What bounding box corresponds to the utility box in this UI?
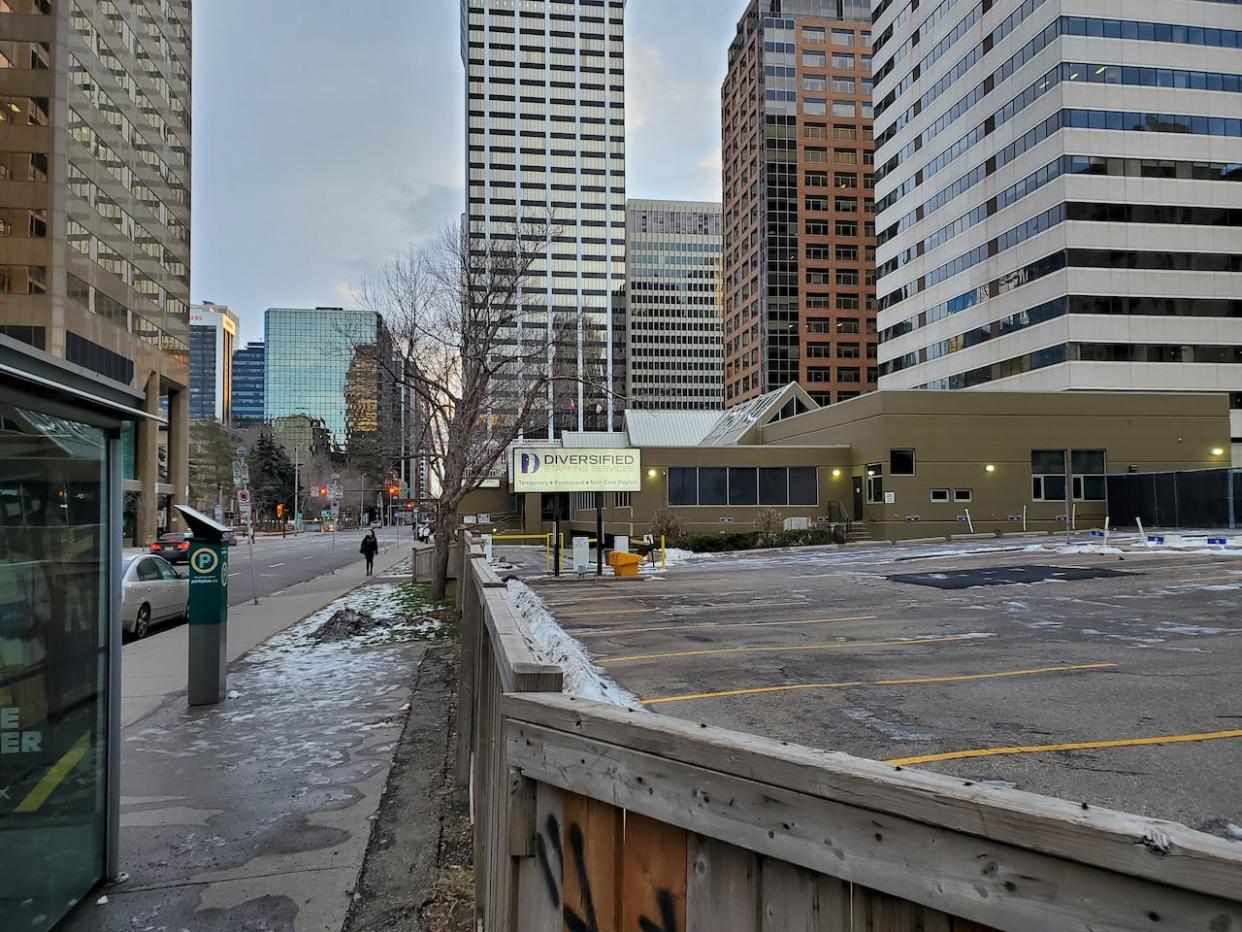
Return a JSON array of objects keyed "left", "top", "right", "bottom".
[{"left": 177, "top": 506, "right": 231, "bottom": 706}]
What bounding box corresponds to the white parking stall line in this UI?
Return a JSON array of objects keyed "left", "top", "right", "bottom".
[{"left": 269, "top": 563, "right": 286, "bottom": 568}]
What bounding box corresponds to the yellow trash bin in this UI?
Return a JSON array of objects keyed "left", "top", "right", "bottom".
[{"left": 607, "top": 550, "right": 644, "bottom": 578}]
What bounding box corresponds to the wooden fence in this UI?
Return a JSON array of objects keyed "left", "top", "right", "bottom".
[{"left": 457, "top": 539, "right": 1242, "bottom": 932}]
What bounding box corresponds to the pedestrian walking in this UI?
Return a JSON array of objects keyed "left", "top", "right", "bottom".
[{"left": 360, "top": 529, "right": 378, "bottom": 576}]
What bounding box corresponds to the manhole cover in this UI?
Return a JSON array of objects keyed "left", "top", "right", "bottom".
[{"left": 887, "top": 564, "right": 1132, "bottom": 590}]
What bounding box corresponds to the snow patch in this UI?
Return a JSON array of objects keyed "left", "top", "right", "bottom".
[{"left": 506, "top": 580, "right": 643, "bottom": 710}]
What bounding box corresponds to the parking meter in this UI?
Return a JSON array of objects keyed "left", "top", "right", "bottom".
[{"left": 176, "top": 506, "right": 230, "bottom": 706}]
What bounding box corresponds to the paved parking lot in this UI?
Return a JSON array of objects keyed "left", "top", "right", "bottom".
[{"left": 524, "top": 537, "right": 1242, "bottom": 839}]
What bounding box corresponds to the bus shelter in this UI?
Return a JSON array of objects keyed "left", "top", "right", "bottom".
[{"left": 0, "top": 336, "right": 150, "bottom": 930}]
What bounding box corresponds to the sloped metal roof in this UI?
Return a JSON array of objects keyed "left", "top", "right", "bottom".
[
  {"left": 623, "top": 410, "right": 723, "bottom": 447},
  {"left": 560, "top": 431, "right": 629, "bottom": 448}
]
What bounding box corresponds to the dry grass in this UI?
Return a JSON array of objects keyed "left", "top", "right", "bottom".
[{"left": 420, "top": 866, "right": 475, "bottom": 932}]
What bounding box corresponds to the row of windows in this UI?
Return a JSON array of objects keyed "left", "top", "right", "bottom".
[
  {"left": 669, "top": 466, "right": 818, "bottom": 507},
  {"left": 884, "top": 295, "right": 1242, "bottom": 375},
  {"left": 914, "top": 341, "right": 1242, "bottom": 392},
  {"left": 880, "top": 154, "right": 1242, "bottom": 258},
  {"left": 882, "top": 201, "right": 1242, "bottom": 305}
]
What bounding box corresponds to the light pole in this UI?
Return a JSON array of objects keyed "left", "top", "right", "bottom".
[{"left": 292, "top": 446, "right": 300, "bottom": 535}]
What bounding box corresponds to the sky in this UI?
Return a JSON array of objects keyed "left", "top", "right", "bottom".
[{"left": 191, "top": 1, "right": 741, "bottom": 345}]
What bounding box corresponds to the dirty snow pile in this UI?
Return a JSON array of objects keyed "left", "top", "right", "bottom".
[
  {"left": 505, "top": 580, "right": 643, "bottom": 710},
  {"left": 265, "top": 583, "right": 448, "bottom": 651}
]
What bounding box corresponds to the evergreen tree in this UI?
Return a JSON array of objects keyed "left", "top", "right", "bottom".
[{"left": 249, "top": 432, "right": 298, "bottom": 521}]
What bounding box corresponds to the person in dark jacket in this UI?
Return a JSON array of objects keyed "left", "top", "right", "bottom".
[{"left": 360, "top": 530, "right": 378, "bottom": 575}]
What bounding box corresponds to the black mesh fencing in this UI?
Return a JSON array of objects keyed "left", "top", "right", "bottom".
[{"left": 1107, "top": 468, "right": 1239, "bottom": 529}]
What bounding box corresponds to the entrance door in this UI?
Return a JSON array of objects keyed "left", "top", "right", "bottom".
[{"left": 852, "top": 476, "right": 864, "bottom": 520}]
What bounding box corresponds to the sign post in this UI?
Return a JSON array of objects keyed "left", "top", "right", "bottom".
[{"left": 177, "top": 506, "right": 230, "bottom": 707}]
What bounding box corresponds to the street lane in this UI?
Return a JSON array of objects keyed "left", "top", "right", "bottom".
[{"left": 124, "top": 525, "right": 415, "bottom": 641}]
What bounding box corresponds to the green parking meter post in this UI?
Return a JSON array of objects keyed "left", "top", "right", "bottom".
[{"left": 176, "top": 506, "right": 230, "bottom": 706}]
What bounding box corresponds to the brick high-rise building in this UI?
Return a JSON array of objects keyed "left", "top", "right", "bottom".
[
  {"left": 722, "top": 0, "right": 876, "bottom": 409},
  {"left": 0, "top": 0, "right": 192, "bottom": 544}
]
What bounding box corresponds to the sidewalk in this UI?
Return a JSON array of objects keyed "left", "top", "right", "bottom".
[
  {"left": 120, "top": 545, "right": 412, "bottom": 728},
  {"left": 61, "top": 544, "right": 448, "bottom": 932}
]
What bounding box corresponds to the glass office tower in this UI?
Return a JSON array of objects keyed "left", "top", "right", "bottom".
[
  {"left": 231, "top": 341, "right": 266, "bottom": 425},
  {"left": 461, "top": 0, "right": 627, "bottom": 437},
  {"left": 264, "top": 308, "right": 398, "bottom": 466}
]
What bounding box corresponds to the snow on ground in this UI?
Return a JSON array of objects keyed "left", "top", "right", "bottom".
[
  {"left": 260, "top": 582, "right": 450, "bottom": 653},
  {"left": 505, "top": 580, "right": 644, "bottom": 710}
]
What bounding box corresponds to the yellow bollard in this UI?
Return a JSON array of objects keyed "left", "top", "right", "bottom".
[{"left": 661, "top": 534, "right": 666, "bottom": 569}]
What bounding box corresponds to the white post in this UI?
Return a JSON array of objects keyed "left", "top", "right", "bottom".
[
  {"left": 1104, "top": 515, "right": 1110, "bottom": 547},
  {"left": 965, "top": 508, "right": 974, "bottom": 534},
  {"left": 1137, "top": 516, "right": 1147, "bottom": 546},
  {"left": 1022, "top": 505, "right": 1027, "bottom": 533},
  {"left": 1071, "top": 503, "right": 1078, "bottom": 532},
  {"left": 247, "top": 534, "right": 258, "bottom": 606}
]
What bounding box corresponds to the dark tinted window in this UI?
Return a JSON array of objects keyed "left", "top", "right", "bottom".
[
  {"left": 669, "top": 467, "right": 696, "bottom": 506},
  {"left": 698, "top": 467, "right": 728, "bottom": 506},
  {"left": 728, "top": 468, "right": 758, "bottom": 506},
  {"left": 136, "top": 559, "right": 161, "bottom": 582},
  {"left": 890, "top": 448, "right": 915, "bottom": 475},
  {"left": 1031, "top": 450, "right": 1065, "bottom": 474},
  {"left": 789, "top": 467, "right": 818, "bottom": 505},
  {"left": 1072, "top": 450, "right": 1106, "bottom": 474},
  {"left": 759, "top": 468, "right": 788, "bottom": 505}
]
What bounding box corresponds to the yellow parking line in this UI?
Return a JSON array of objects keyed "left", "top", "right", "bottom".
[
  {"left": 17, "top": 731, "right": 92, "bottom": 813},
  {"left": 558, "top": 607, "right": 658, "bottom": 619},
  {"left": 643, "top": 662, "right": 1115, "bottom": 706},
  {"left": 573, "top": 614, "right": 878, "bottom": 639},
  {"left": 888, "top": 728, "right": 1242, "bottom": 768},
  {"left": 601, "top": 634, "right": 980, "bottom": 666},
  {"left": 543, "top": 594, "right": 638, "bottom": 607}
]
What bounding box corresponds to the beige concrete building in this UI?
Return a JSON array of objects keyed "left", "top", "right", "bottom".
[
  {"left": 464, "top": 386, "right": 1231, "bottom": 542},
  {"left": 0, "top": 0, "right": 192, "bottom": 544}
]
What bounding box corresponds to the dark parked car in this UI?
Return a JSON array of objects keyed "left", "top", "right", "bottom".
[{"left": 150, "top": 531, "right": 192, "bottom": 563}]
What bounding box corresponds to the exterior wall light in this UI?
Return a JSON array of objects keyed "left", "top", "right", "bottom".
[
  {"left": 1211, "top": 447, "right": 1225, "bottom": 457},
  {"left": 985, "top": 464, "right": 996, "bottom": 473},
  {"left": 831, "top": 468, "right": 841, "bottom": 478},
  {"left": 647, "top": 468, "right": 659, "bottom": 479}
]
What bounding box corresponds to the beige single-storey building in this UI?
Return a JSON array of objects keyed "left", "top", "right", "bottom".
[{"left": 461, "top": 385, "right": 1231, "bottom": 542}]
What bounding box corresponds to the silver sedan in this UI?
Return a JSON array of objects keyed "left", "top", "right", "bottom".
[{"left": 122, "top": 554, "right": 188, "bottom": 639}]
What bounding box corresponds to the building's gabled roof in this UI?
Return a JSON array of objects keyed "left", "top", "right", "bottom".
[
  {"left": 699, "top": 383, "right": 818, "bottom": 446},
  {"left": 623, "top": 410, "right": 723, "bottom": 447},
  {"left": 617, "top": 384, "right": 819, "bottom": 448}
]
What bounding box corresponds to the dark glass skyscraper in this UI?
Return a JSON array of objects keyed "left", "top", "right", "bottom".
[{"left": 231, "top": 341, "right": 266, "bottom": 425}]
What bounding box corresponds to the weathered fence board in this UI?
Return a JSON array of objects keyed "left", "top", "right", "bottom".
[
  {"left": 761, "top": 860, "right": 817, "bottom": 932},
  {"left": 562, "top": 791, "right": 623, "bottom": 932},
  {"left": 620, "top": 812, "right": 687, "bottom": 932},
  {"left": 686, "top": 835, "right": 759, "bottom": 932},
  {"left": 515, "top": 781, "right": 562, "bottom": 932}
]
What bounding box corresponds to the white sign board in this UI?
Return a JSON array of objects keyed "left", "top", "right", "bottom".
[
  {"left": 232, "top": 462, "right": 242, "bottom": 487},
  {"left": 237, "top": 488, "right": 251, "bottom": 506},
  {"left": 614, "top": 535, "right": 629, "bottom": 554},
  {"left": 884, "top": 491, "right": 896, "bottom": 505},
  {"left": 482, "top": 534, "right": 494, "bottom": 562},
  {"left": 513, "top": 448, "right": 641, "bottom": 493}
]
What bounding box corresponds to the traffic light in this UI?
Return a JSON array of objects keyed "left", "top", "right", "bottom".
[
  {"left": 276, "top": 503, "right": 285, "bottom": 518},
  {"left": 405, "top": 502, "right": 414, "bottom": 511},
  {"left": 319, "top": 486, "right": 329, "bottom": 498}
]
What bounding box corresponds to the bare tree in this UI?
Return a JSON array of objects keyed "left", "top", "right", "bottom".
[{"left": 358, "top": 217, "right": 575, "bottom": 598}]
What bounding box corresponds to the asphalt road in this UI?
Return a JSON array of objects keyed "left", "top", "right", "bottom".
[
  {"left": 125, "top": 525, "right": 415, "bottom": 638},
  {"left": 528, "top": 537, "right": 1242, "bottom": 839}
]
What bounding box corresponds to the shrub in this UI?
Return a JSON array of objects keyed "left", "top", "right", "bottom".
[
  {"left": 650, "top": 506, "right": 687, "bottom": 543},
  {"left": 673, "top": 524, "right": 847, "bottom": 553},
  {"left": 753, "top": 508, "right": 784, "bottom": 543}
]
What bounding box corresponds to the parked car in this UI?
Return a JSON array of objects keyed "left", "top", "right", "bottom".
[
  {"left": 222, "top": 527, "right": 239, "bottom": 546},
  {"left": 122, "top": 554, "right": 188, "bottom": 639},
  {"left": 151, "top": 531, "right": 192, "bottom": 563}
]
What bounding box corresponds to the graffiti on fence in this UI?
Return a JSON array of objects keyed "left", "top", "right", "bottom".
[{"left": 534, "top": 811, "right": 678, "bottom": 932}]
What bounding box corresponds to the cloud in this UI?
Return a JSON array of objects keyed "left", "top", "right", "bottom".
[{"left": 393, "top": 181, "right": 465, "bottom": 248}]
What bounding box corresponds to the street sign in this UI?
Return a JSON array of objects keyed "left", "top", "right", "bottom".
[
  {"left": 232, "top": 462, "right": 242, "bottom": 487},
  {"left": 239, "top": 463, "right": 250, "bottom": 482},
  {"left": 237, "top": 489, "right": 252, "bottom": 506},
  {"left": 237, "top": 446, "right": 248, "bottom": 459},
  {"left": 240, "top": 503, "right": 252, "bottom": 519},
  {"left": 214, "top": 503, "right": 224, "bottom": 522}
]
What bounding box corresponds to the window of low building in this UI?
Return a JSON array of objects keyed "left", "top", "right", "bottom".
[
  {"left": 866, "top": 463, "right": 884, "bottom": 503},
  {"left": 890, "top": 448, "right": 915, "bottom": 475}
]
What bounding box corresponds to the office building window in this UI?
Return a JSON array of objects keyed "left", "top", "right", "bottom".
[
  {"left": 1031, "top": 450, "right": 1067, "bottom": 501},
  {"left": 930, "top": 489, "right": 950, "bottom": 503},
  {"left": 954, "top": 489, "right": 973, "bottom": 503},
  {"left": 890, "top": 449, "right": 915, "bottom": 475}
]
